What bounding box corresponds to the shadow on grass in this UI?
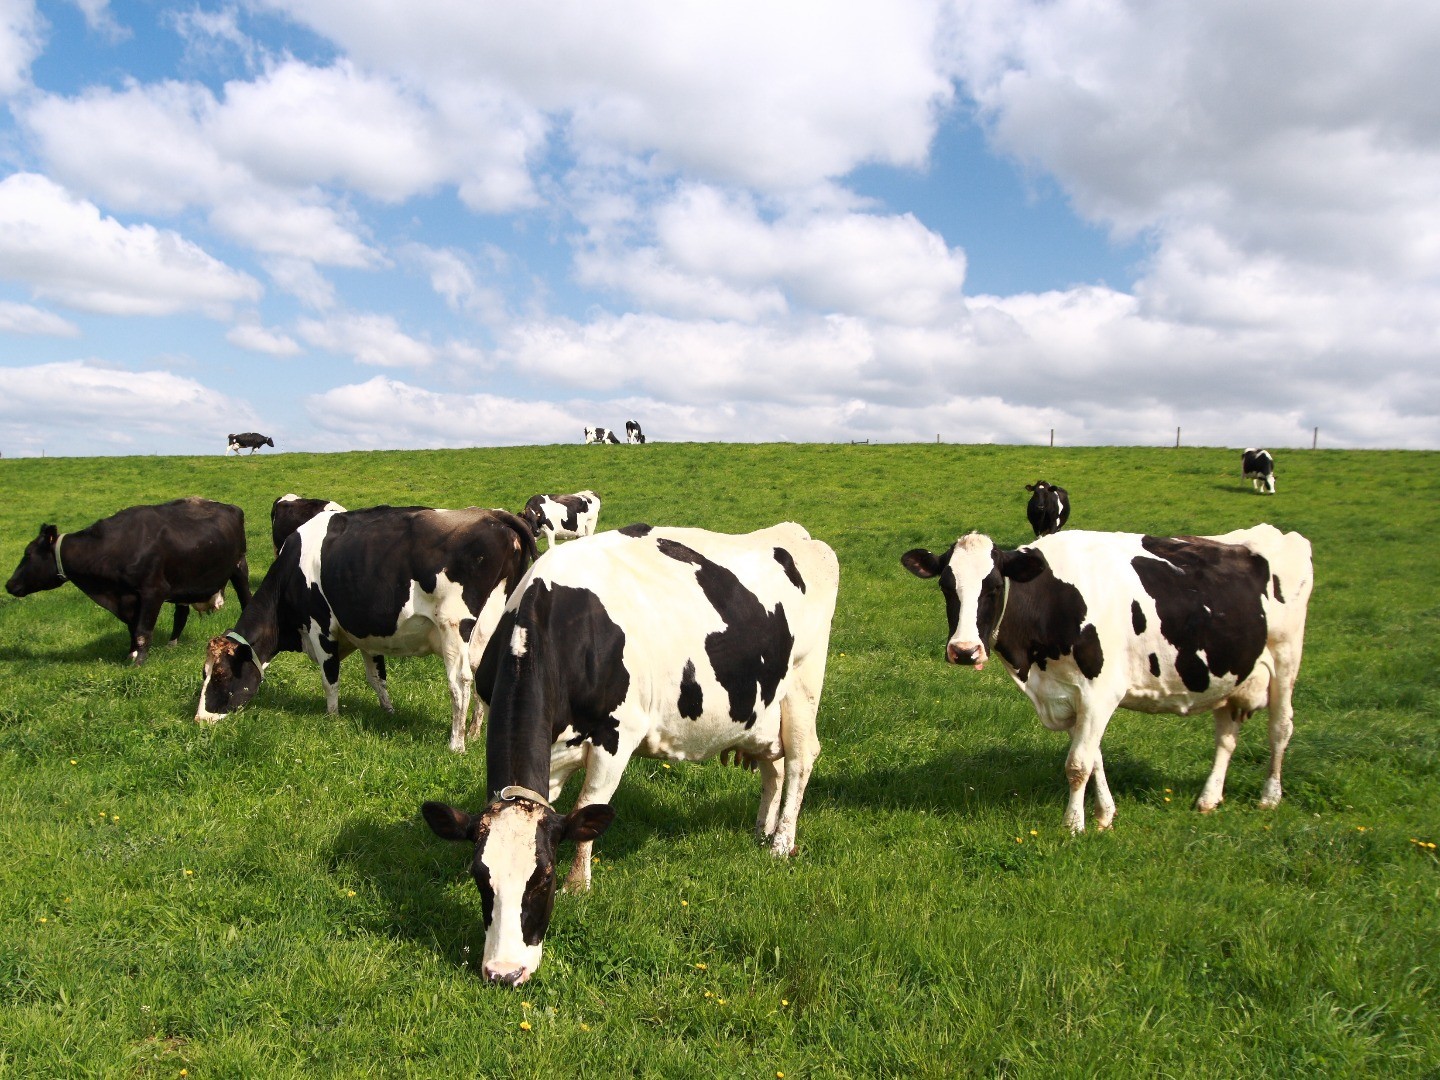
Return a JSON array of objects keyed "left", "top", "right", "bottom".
[
  {"left": 237, "top": 678, "right": 442, "bottom": 744},
  {"left": 0, "top": 631, "right": 128, "bottom": 663},
  {"left": 812, "top": 744, "right": 1167, "bottom": 817}
]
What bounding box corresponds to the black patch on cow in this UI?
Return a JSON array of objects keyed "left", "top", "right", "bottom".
[
  {"left": 773, "top": 547, "right": 806, "bottom": 593},
  {"left": 991, "top": 563, "right": 1093, "bottom": 683},
  {"left": 1131, "top": 535, "right": 1270, "bottom": 694},
  {"left": 520, "top": 819, "right": 557, "bottom": 946},
  {"left": 678, "top": 659, "right": 704, "bottom": 719},
  {"left": 1131, "top": 600, "right": 1146, "bottom": 635},
  {"left": 1073, "top": 623, "right": 1104, "bottom": 679},
  {"left": 619, "top": 523, "right": 653, "bottom": 538},
  {"left": 656, "top": 538, "right": 794, "bottom": 727},
  {"left": 460, "top": 618, "right": 477, "bottom": 642},
  {"left": 1148, "top": 652, "right": 1161, "bottom": 677},
  {"left": 1272, "top": 574, "right": 1284, "bottom": 603}
]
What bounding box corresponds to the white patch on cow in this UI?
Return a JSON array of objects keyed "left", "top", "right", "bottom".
[
  {"left": 279, "top": 493, "right": 300, "bottom": 503},
  {"left": 510, "top": 625, "right": 528, "bottom": 657},
  {"left": 481, "top": 805, "right": 547, "bottom": 985},
  {"left": 941, "top": 533, "right": 998, "bottom": 668}
]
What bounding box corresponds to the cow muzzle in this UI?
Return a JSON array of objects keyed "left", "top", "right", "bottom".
[
  {"left": 483, "top": 962, "right": 532, "bottom": 987},
  {"left": 946, "top": 642, "right": 987, "bottom": 670}
]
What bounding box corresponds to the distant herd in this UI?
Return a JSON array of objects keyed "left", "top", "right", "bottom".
[
  {"left": 227, "top": 420, "right": 648, "bottom": 456},
  {"left": 5, "top": 446, "right": 1304, "bottom": 985}
]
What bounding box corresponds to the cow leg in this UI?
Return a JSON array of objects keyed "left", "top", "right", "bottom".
[
  {"left": 1259, "top": 666, "right": 1298, "bottom": 810},
  {"left": 168, "top": 602, "right": 189, "bottom": 646},
  {"left": 561, "top": 736, "right": 641, "bottom": 893},
  {"left": 129, "top": 591, "right": 166, "bottom": 665},
  {"left": 754, "top": 756, "right": 784, "bottom": 843},
  {"left": 1197, "top": 704, "right": 1243, "bottom": 812},
  {"left": 440, "top": 629, "right": 474, "bottom": 753},
  {"left": 1090, "top": 749, "right": 1117, "bottom": 830},
  {"left": 768, "top": 650, "right": 825, "bottom": 858},
  {"left": 361, "top": 653, "right": 394, "bottom": 713},
  {"left": 318, "top": 639, "right": 346, "bottom": 714},
  {"left": 1062, "top": 705, "right": 1113, "bottom": 833},
  {"left": 230, "top": 558, "right": 252, "bottom": 608}
]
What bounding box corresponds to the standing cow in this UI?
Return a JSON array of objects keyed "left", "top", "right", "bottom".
[
  {"left": 625, "top": 420, "right": 646, "bottom": 444},
  {"left": 584, "top": 426, "right": 621, "bottom": 444},
  {"left": 521, "top": 491, "right": 600, "bottom": 549},
  {"left": 421, "top": 521, "right": 839, "bottom": 986},
  {"left": 195, "top": 506, "right": 537, "bottom": 752},
  {"left": 1024, "top": 480, "right": 1070, "bottom": 536},
  {"left": 271, "top": 493, "right": 346, "bottom": 554},
  {"left": 6, "top": 498, "right": 251, "bottom": 664},
  {"left": 902, "top": 525, "right": 1312, "bottom": 832},
  {"left": 227, "top": 432, "right": 274, "bottom": 455},
  {"left": 1243, "top": 448, "right": 1276, "bottom": 494}
]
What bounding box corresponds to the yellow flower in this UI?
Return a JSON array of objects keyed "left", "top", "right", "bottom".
[
  {"left": 717, "top": 998, "right": 727, "bottom": 1005},
  {"left": 1014, "top": 836, "right": 1023, "bottom": 843},
  {"left": 69, "top": 759, "right": 77, "bottom": 766},
  {"left": 579, "top": 1023, "right": 591, "bottom": 1032},
  {"left": 38, "top": 916, "right": 46, "bottom": 923},
  {"left": 521, "top": 1001, "right": 532, "bottom": 1009},
  {"left": 184, "top": 869, "right": 194, "bottom": 876},
  {"left": 704, "top": 991, "right": 713, "bottom": 998},
  {"left": 1164, "top": 797, "right": 1171, "bottom": 803},
  {"left": 112, "top": 815, "right": 120, "bottom": 822},
  {"left": 781, "top": 999, "right": 789, "bottom": 1007},
  {"left": 1029, "top": 829, "right": 1038, "bottom": 836},
  {"left": 346, "top": 890, "right": 356, "bottom": 897},
  {"left": 180, "top": 1072, "right": 188, "bottom": 1078},
  {"left": 662, "top": 763, "right": 671, "bottom": 769},
  {"left": 694, "top": 962, "right": 707, "bottom": 970},
  {"left": 519, "top": 1021, "right": 532, "bottom": 1031},
  {"left": 680, "top": 900, "right": 688, "bottom": 907}
]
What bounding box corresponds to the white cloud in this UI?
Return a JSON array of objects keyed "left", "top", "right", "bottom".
[
  {"left": 0, "top": 360, "right": 254, "bottom": 453},
  {"left": 258, "top": 0, "right": 954, "bottom": 190},
  {"left": 296, "top": 311, "right": 438, "bottom": 368},
  {"left": 0, "top": 301, "right": 80, "bottom": 336},
  {"left": 0, "top": 173, "right": 262, "bottom": 316},
  {"left": 227, "top": 321, "right": 301, "bottom": 356},
  {"left": 0, "top": 0, "right": 42, "bottom": 96}
]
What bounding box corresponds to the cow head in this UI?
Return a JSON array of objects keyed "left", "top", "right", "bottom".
[
  {"left": 902, "top": 534, "right": 1046, "bottom": 669},
  {"left": 1025, "top": 480, "right": 1050, "bottom": 495},
  {"left": 195, "top": 632, "right": 264, "bottom": 723},
  {"left": 6, "top": 524, "right": 66, "bottom": 597},
  {"left": 422, "top": 795, "right": 615, "bottom": 986}
]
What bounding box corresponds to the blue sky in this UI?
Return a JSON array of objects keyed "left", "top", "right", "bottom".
[{"left": 1, "top": 0, "right": 1436, "bottom": 455}]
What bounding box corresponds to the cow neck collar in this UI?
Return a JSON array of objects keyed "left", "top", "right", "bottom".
[
  {"left": 225, "top": 630, "right": 252, "bottom": 650},
  {"left": 495, "top": 785, "right": 552, "bottom": 810},
  {"left": 987, "top": 575, "right": 1012, "bottom": 655},
  {"left": 53, "top": 533, "right": 69, "bottom": 580}
]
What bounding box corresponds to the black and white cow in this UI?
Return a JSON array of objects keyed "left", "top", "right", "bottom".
[
  {"left": 625, "top": 420, "right": 646, "bottom": 444},
  {"left": 422, "top": 521, "right": 839, "bottom": 986},
  {"left": 584, "top": 426, "right": 621, "bottom": 444},
  {"left": 520, "top": 491, "right": 600, "bottom": 549},
  {"left": 270, "top": 493, "right": 346, "bottom": 554},
  {"left": 1024, "top": 480, "right": 1070, "bottom": 537},
  {"left": 1243, "top": 448, "right": 1276, "bottom": 494},
  {"left": 195, "top": 505, "right": 538, "bottom": 752},
  {"left": 227, "top": 432, "right": 274, "bottom": 455},
  {"left": 902, "top": 525, "right": 1312, "bottom": 832},
  {"left": 6, "top": 498, "right": 251, "bottom": 664}
]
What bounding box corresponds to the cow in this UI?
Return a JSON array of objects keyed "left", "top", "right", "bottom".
[
  {"left": 1243, "top": 448, "right": 1276, "bottom": 494},
  {"left": 271, "top": 493, "right": 346, "bottom": 555},
  {"left": 625, "top": 420, "right": 646, "bottom": 444},
  {"left": 6, "top": 498, "right": 251, "bottom": 665},
  {"left": 227, "top": 432, "right": 274, "bottom": 455},
  {"left": 421, "top": 521, "right": 839, "bottom": 986},
  {"left": 1024, "top": 480, "right": 1070, "bottom": 537},
  {"left": 520, "top": 491, "right": 601, "bottom": 549},
  {"left": 901, "top": 524, "right": 1312, "bottom": 833},
  {"left": 584, "top": 426, "right": 621, "bottom": 444},
  {"left": 195, "top": 505, "right": 538, "bottom": 753}
]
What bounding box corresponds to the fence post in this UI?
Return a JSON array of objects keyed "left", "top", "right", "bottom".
[
  {"left": 1312, "top": 426, "right": 1318, "bottom": 450},
  {"left": 1175, "top": 427, "right": 1181, "bottom": 448},
  {"left": 1049, "top": 428, "right": 1054, "bottom": 447}
]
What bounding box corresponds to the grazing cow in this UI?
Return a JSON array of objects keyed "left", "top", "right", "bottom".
[
  {"left": 902, "top": 525, "right": 1312, "bottom": 832},
  {"left": 227, "top": 432, "right": 274, "bottom": 455},
  {"left": 625, "top": 420, "right": 646, "bottom": 444},
  {"left": 584, "top": 426, "right": 621, "bottom": 444},
  {"left": 6, "top": 498, "right": 251, "bottom": 664},
  {"left": 1024, "top": 480, "right": 1070, "bottom": 537},
  {"left": 271, "top": 493, "right": 346, "bottom": 555},
  {"left": 521, "top": 491, "right": 601, "bottom": 549},
  {"left": 422, "top": 521, "right": 839, "bottom": 986},
  {"left": 1243, "top": 448, "right": 1276, "bottom": 494},
  {"left": 195, "top": 505, "right": 538, "bottom": 752}
]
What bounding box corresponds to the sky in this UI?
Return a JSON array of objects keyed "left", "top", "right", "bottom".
[{"left": 0, "top": 0, "right": 1437, "bottom": 456}]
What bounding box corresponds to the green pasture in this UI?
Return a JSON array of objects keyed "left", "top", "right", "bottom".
[{"left": 0, "top": 443, "right": 1436, "bottom": 1077}]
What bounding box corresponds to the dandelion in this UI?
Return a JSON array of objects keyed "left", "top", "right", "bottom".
[
  {"left": 184, "top": 869, "right": 194, "bottom": 876},
  {"left": 1014, "top": 836, "right": 1023, "bottom": 844},
  {"left": 580, "top": 1023, "right": 591, "bottom": 1032},
  {"left": 662, "top": 764, "right": 671, "bottom": 770},
  {"left": 1164, "top": 797, "right": 1171, "bottom": 803},
  {"left": 695, "top": 962, "right": 707, "bottom": 970},
  {"left": 1356, "top": 826, "right": 1368, "bottom": 832},
  {"left": 1164, "top": 788, "right": 1172, "bottom": 794},
  {"left": 681, "top": 900, "right": 688, "bottom": 907},
  {"left": 1029, "top": 830, "right": 1038, "bottom": 837},
  {"left": 38, "top": 916, "right": 46, "bottom": 923},
  {"left": 704, "top": 991, "right": 713, "bottom": 998},
  {"left": 69, "top": 759, "right": 77, "bottom": 766},
  {"left": 180, "top": 1072, "right": 188, "bottom": 1078},
  {"left": 521, "top": 1001, "right": 532, "bottom": 1009},
  {"left": 717, "top": 998, "right": 727, "bottom": 1005},
  {"left": 346, "top": 890, "right": 356, "bottom": 897},
  {"left": 519, "top": 1021, "right": 532, "bottom": 1032},
  {"left": 112, "top": 815, "right": 120, "bottom": 822},
  {"left": 781, "top": 999, "right": 790, "bottom": 1007}
]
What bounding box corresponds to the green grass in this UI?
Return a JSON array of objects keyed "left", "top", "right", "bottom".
[{"left": 1, "top": 443, "right": 1437, "bottom": 1078}]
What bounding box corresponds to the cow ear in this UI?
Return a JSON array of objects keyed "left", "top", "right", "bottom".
[
  {"left": 40, "top": 524, "right": 58, "bottom": 542},
  {"left": 901, "top": 548, "right": 942, "bottom": 579},
  {"left": 560, "top": 803, "right": 615, "bottom": 844},
  {"left": 997, "top": 548, "right": 1046, "bottom": 582},
  {"left": 422, "top": 801, "right": 480, "bottom": 843}
]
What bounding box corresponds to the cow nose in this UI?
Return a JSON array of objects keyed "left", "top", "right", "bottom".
[
  {"left": 484, "top": 962, "right": 531, "bottom": 987},
  {"left": 946, "top": 642, "right": 984, "bottom": 666}
]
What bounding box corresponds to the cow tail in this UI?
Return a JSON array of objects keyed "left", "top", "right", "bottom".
[{"left": 491, "top": 509, "right": 540, "bottom": 565}]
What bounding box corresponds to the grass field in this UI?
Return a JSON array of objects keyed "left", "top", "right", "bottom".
[{"left": 0, "top": 443, "right": 1436, "bottom": 1078}]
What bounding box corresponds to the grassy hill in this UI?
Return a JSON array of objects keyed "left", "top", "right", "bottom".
[{"left": 1, "top": 443, "right": 1436, "bottom": 1076}]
